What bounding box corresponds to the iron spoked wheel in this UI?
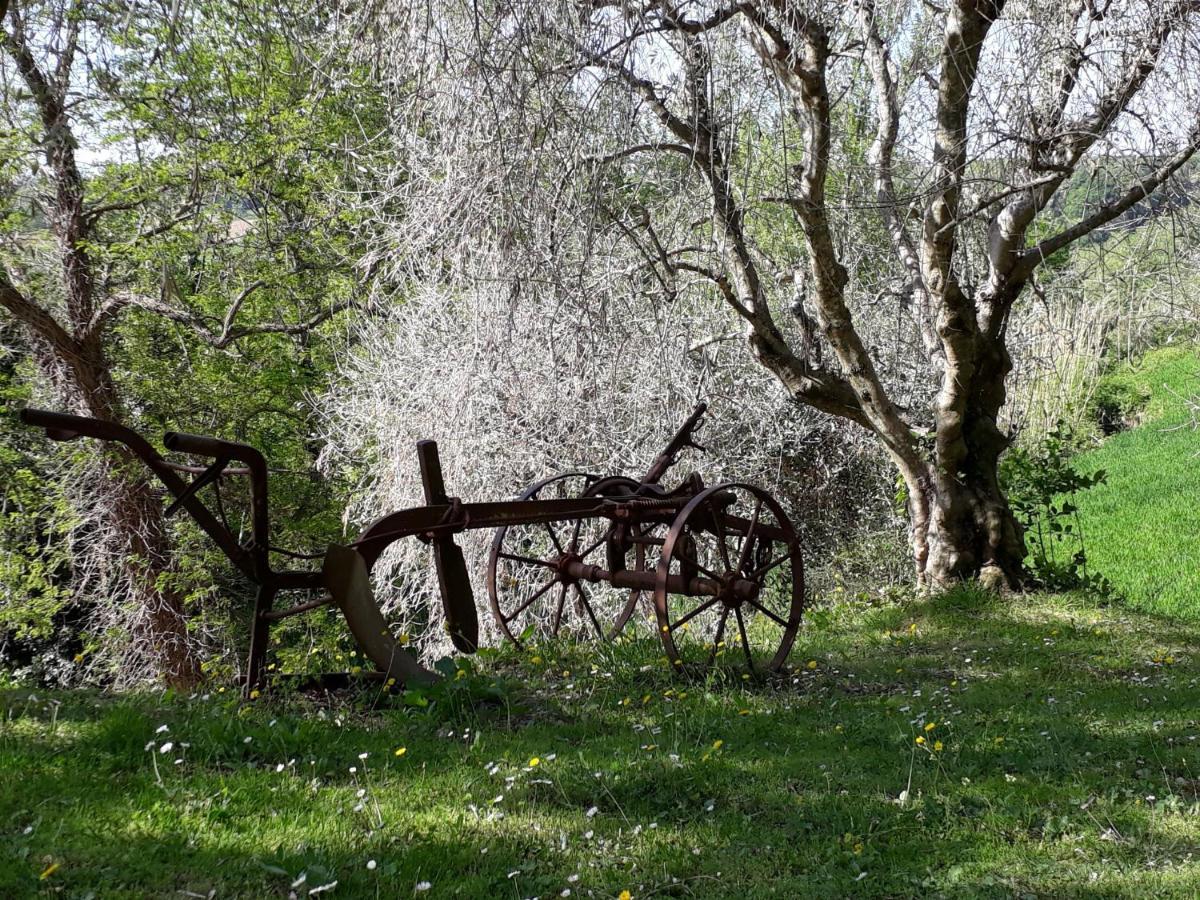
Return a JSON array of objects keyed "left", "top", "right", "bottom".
[
  {"left": 653, "top": 483, "right": 804, "bottom": 676},
  {"left": 487, "top": 473, "right": 634, "bottom": 647}
]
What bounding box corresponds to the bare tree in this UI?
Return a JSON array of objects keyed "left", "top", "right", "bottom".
[{"left": 354, "top": 0, "right": 1200, "bottom": 588}]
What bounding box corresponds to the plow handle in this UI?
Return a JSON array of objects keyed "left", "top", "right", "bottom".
[{"left": 642, "top": 401, "right": 708, "bottom": 484}]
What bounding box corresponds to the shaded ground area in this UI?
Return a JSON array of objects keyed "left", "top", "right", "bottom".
[{"left": 3, "top": 589, "right": 1200, "bottom": 898}]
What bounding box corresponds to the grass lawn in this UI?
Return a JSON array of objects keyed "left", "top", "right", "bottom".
[
  {"left": 1072, "top": 347, "right": 1200, "bottom": 618},
  {"left": 4, "top": 588, "right": 1200, "bottom": 898}
]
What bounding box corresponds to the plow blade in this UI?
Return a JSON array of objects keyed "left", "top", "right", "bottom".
[{"left": 322, "top": 544, "right": 436, "bottom": 686}]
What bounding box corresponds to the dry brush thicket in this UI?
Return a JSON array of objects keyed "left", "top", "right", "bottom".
[{"left": 321, "top": 0, "right": 1200, "bottom": 617}]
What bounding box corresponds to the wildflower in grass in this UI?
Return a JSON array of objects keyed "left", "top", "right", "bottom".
[
  {"left": 249, "top": 689, "right": 261, "bottom": 699},
  {"left": 934, "top": 741, "right": 944, "bottom": 752},
  {"left": 415, "top": 881, "right": 432, "bottom": 891},
  {"left": 619, "top": 892, "right": 632, "bottom": 900},
  {"left": 738, "top": 709, "right": 751, "bottom": 716},
  {"left": 924, "top": 722, "right": 936, "bottom": 732},
  {"left": 993, "top": 736, "right": 1005, "bottom": 745},
  {"left": 367, "top": 860, "right": 377, "bottom": 871},
  {"left": 807, "top": 660, "right": 817, "bottom": 670},
  {"left": 915, "top": 736, "right": 925, "bottom": 745},
  {"left": 39, "top": 862, "right": 59, "bottom": 880},
  {"left": 531, "top": 655, "right": 542, "bottom": 664},
  {"left": 395, "top": 747, "right": 407, "bottom": 757},
  {"left": 529, "top": 757, "right": 540, "bottom": 767},
  {"left": 712, "top": 739, "right": 724, "bottom": 750}
]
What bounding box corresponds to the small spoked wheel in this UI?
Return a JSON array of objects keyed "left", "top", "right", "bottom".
[
  {"left": 487, "top": 473, "right": 639, "bottom": 647},
  {"left": 653, "top": 483, "right": 804, "bottom": 675}
]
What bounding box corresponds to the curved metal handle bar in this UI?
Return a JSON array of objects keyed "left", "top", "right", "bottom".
[{"left": 19, "top": 408, "right": 260, "bottom": 580}]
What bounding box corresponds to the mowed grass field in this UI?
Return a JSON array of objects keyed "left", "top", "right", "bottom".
[
  {"left": 4, "top": 588, "right": 1200, "bottom": 898},
  {"left": 1072, "top": 347, "right": 1200, "bottom": 618}
]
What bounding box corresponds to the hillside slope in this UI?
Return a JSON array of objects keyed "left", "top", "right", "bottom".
[{"left": 1073, "top": 347, "right": 1200, "bottom": 618}]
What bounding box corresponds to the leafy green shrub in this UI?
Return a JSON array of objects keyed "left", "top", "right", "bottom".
[
  {"left": 1091, "top": 373, "right": 1152, "bottom": 435},
  {"left": 1002, "top": 421, "right": 1114, "bottom": 595}
]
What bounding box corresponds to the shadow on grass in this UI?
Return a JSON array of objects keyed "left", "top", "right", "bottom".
[{"left": 4, "top": 590, "right": 1200, "bottom": 898}]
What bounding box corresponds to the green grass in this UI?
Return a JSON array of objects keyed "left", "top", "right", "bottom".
[
  {"left": 1073, "top": 347, "right": 1200, "bottom": 617},
  {"left": 4, "top": 588, "right": 1200, "bottom": 898}
]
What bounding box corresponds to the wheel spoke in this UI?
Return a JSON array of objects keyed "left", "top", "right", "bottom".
[
  {"left": 551, "top": 582, "right": 568, "bottom": 634},
  {"left": 669, "top": 596, "right": 720, "bottom": 632},
  {"left": 745, "top": 597, "right": 790, "bottom": 629},
  {"left": 674, "top": 545, "right": 724, "bottom": 581},
  {"left": 735, "top": 500, "right": 763, "bottom": 574},
  {"left": 499, "top": 551, "right": 558, "bottom": 569},
  {"left": 577, "top": 523, "right": 618, "bottom": 559},
  {"left": 749, "top": 546, "right": 795, "bottom": 580},
  {"left": 711, "top": 503, "right": 733, "bottom": 572},
  {"left": 706, "top": 607, "right": 730, "bottom": 669},
  {"left": 573, "top": 583, "right": 606, "bottom": 639},
  {"left": 569, "top": 516, "right": 584, "bottom": 551},
  {"left": 735, "top": 606, "right": 755, "bottom": 674},
  {"left": 504, "top": 576, "right": 558, "bottom": 622},
  {"left": 544, "top": 522, "right": 565, "bottom": 555}
]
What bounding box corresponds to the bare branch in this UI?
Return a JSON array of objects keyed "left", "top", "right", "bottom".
[{"left": 1018, "top": 137, "right": 1200, "bottom": 274}]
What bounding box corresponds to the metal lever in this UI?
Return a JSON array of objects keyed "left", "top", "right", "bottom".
[{"left": 164, "top": 455, "right": 230, "bottom": 518}]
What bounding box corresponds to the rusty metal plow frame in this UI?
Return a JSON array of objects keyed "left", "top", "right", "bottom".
[{"left": 20, "top": 402, "right": 805, "bottom": 693}]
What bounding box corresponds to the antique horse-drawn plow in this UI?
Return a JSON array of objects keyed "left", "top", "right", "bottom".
[{"left": 21, "top": 403, "right": 804, "bottom": 690}]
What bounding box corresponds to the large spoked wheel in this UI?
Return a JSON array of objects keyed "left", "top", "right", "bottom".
[
  {"left": 653, "top": 483, "right": 804, "bottom": 676},
  {"left": 487, "top": 473, "right": 639, "bottom": 647}
]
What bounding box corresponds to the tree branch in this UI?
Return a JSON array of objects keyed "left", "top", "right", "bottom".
[{"left": 1017, "top": 137, "right": 1200, "bottom": 274}]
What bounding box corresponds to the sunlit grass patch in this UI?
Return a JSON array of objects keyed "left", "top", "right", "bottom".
[{"left": 1074, "top": 346, "right": 1200, "bottom": 618}]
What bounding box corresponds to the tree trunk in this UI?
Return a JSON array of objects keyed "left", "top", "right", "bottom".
[
  {"left": 909, "top": 389, "right": 1027, "bottom": 591},
  {"left": 31, "top": 335, "right": 203, "bottom": 689}
]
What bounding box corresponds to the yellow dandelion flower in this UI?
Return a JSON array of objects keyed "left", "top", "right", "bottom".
[
  {"left": 249, "top": 689, "right": 260, "bottom": 699},
  {"left": 853, "top": 842, "right": 864, "bottom": 855},
  {"left": 395, "top": 747, "right": 407, "bottom": 757},
  {"left": 39, "top": 862, "right": 59, "bottom": 880},
  {"left": 529, "top": 757, "right": 540, "bottom": 767},
  {"left": 934, "top": 741, "right": 944, "bottom": 752},
  {"left": 620, "top": 891, "right": 633, "bottom": 900},
  {"left": 712, "top": 739, "right": 724, "bottom": 750},
  {"left": 915, "top": 736, "right": 925, "bottom": 745},
  {"left": 531, "top": 655, "right": 542, "bottom": 664},
  {"left": 806, "top": 660, "right": 817, "bottom": 670},
  {"left": 924, "top": 722, "right": 936, "bottom": 732}
]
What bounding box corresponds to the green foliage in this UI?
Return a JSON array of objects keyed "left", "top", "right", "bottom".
[
  {"left": 1002, "top": 421, "right": 1112, "bottom": 595},
  {"left": 5, "top": 591, "right": 1200, "bottom": 896},
  {"left": 0, "top": 341, "right": 75, "bottom": 672}
]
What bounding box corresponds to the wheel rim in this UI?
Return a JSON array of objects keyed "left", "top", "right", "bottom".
[{"left": 653, "top": 483, "right": 804, "bottom": 674}]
